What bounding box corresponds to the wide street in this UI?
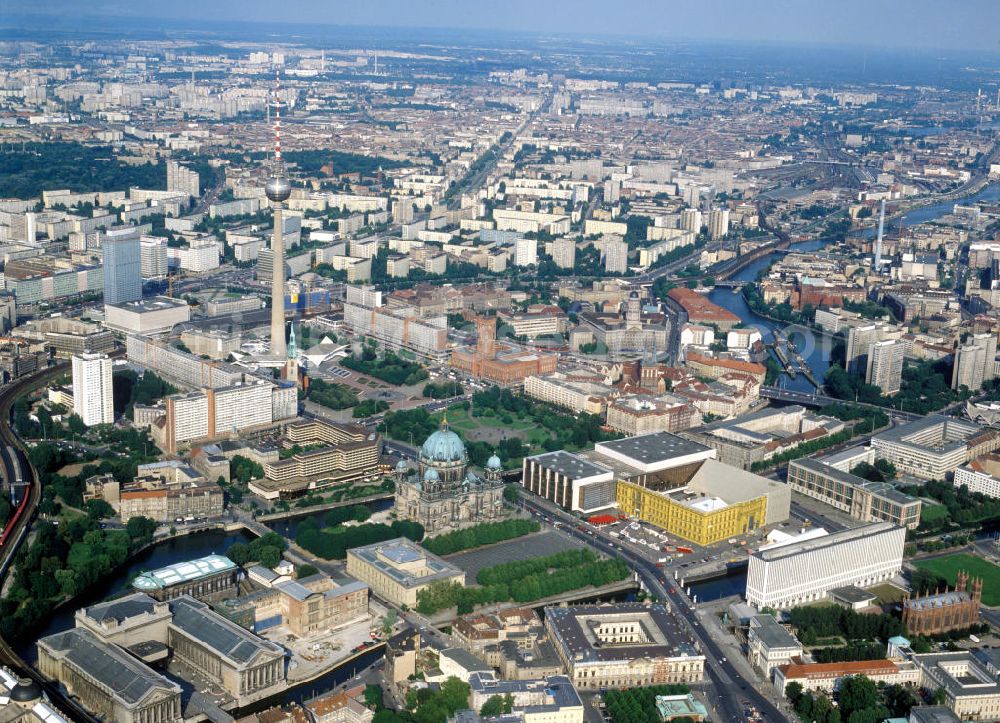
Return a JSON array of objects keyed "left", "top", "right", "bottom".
[{"left": 517, "top": 494, "right": 792, "bottom": 723}]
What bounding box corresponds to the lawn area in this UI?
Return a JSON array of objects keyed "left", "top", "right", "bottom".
[
  {"left": 437, "top": 405, "right": 549, "bottom": 446},
  {"left": 913, "top": 553, "right": 1000, "bottom": 606},
  {"left": 919, "top": 502, "right": 950, "bottom": 525},
  {"left": 867, "top": 582, "right": 907, "bottom": 605}
]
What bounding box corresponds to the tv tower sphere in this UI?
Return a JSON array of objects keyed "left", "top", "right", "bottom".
[{"left": 265, "top": 168, "right": 291, "bottom": 203}]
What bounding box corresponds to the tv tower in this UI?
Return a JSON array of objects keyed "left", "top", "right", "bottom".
[
  {"left": 873, "top": 198, "right": 886, "bottom": 270},
  {"left": 265, "top": 66, "right": 291, "bottom": 360}
]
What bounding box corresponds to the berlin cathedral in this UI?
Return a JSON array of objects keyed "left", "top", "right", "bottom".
[{"left": 393, "top": 419, "right": 505, "bottom": 535}]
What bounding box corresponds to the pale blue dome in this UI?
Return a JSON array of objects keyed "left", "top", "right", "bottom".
[
  {"left": 424, "top": 468, "right": 440, "bottom": 483},
  {"left": 395, "top": 459, "right": 408, "bottom": 472},
  {"left": 420, "top": 422, "right": 466, "bottom": 463},
  {"left": 486, "top": 454, "right": 502, "bottom": 470}
]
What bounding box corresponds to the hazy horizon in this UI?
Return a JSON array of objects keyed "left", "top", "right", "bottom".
[{"left": 4, "top": 0, "right": 1000, "bottom": 55}]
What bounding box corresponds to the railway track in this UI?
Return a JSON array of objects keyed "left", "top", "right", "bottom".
[{"left": 0, "top": 360, "right": 99, "bottom": 722}]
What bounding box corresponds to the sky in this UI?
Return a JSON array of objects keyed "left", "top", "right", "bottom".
[{"left": 6, "top": 0, "right": 1000, "bottom": 53}]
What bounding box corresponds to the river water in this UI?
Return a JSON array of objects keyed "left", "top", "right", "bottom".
[
  {"left": 705, "top": 182, "right": 1000, "bottom": 393},
  {"left": 689, "top": 181, "right": 1000, "bottom": 600},
  {"left": 17, "top": 528, "right": 252, "bottom": 662}
]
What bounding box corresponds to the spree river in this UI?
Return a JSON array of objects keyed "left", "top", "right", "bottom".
[{"left": 705, "top": 181, "right": 1000, "bottom": 393}]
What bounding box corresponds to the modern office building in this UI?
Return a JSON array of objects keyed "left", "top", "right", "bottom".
[
  {"left": 866, "top": 339, "right": 905, "bottom": 395},
  {"left": 682, "top": 405, "right": 845, "bottom": 469},
  {"left": 952, "top": 332, "right": 997, "bottom": 391},
  {"left": 552, "top": 237, "right": 576, "bottom": 269},
  {"left": 166, "top": 160, "right": 200, "bottom": 199},
  {"left": 544, "top": 603, "right": 705, "bottom": 689},
  {"left": 787, "top": 455, "right": 922, "bottom": 529},
  {"left": 954, "top": 454, "right": 1000, "bottom": 498},
  {"left": 345, "top": 538, "right": 465, "bottom": 608},
  {"left": 605, "top": 395, "right": 699, "bottom": 436},
  {"left": 745, "top": 522, "right": 906, "bottom": 609},
  {"left": 871, "top": 416, "right": 998, "bottom": 480},
  {"left": 71, "top": 352, "right": 113, "bottom": 426},
  {"left": 707, "top": 208, "right": 730, "bottom": 239},
  {"left": 845, "top": 323, "right": 882, "bottom": 375},
  {"left": 251, "top": 419, "right": 381, "bottom": 498},
  {"left": 126, "top": 334, "right": 243, "bottom": 388},
  {"left": 342, "top": 285, "right": 449, "bottom": 361},
  {"left": 102, "top": 232, "right": 143, "bottom": 305},
  {"left": 105, "top": 297, "right": 191, "bottom": 335},
  {"left": 616, "top": 458, "right": 790, "bottom": 546},
  {"left": 140, "top": 235, "right": 169, "bottom": 279},
  {"left": 37, "top": 627, "right": 183, "bottom": 723},
  {"left": 602, "top": 236, "right": 628, "bottom": 274},
  {"left": 514, "top": 236, "right": 538, "bottom": 267},
  {"left": 522, "top": 451, "right": 617, "bottom": 513}
]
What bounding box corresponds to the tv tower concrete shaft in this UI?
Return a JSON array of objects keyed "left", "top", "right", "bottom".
[{"left": 264, "top": 66, "right": 291, "bottom": 359}]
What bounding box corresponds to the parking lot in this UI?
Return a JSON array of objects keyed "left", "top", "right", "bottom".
[{"left": 445, "top": 530, "right": 582, "bottom": 582}]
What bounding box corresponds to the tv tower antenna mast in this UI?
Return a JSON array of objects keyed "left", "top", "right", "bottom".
[
  {"left": 264, "top": 65, "right": 291, "bottom": 360},
  {"left": 873, "top": 198, "right": 886, "bottom": 270}
]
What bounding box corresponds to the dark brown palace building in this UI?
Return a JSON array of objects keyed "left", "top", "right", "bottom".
[{"left": 902, "top": 570, "right": 983, "bottom": 636}]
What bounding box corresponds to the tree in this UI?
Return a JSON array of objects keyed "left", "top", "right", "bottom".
[
  {"left": 85, "top": 499, "right": 115, "bottom": 520},
  {"left": 480, "top": 695, "right": 513, "bottom": 717},
  {"left": 226, "top": 542, "right": 250, "bottom": 566},
  {"left": 296, "top": 564, "right": 319, "bottom": 579},
  {"left": 125, "top": 516, "right": 157, "bottom": 544},
  {"left": 380, "top": 609, "right": 398, "bottom": 637},
  {"left": 838, "top": 676, "right": 880, "bottom": 719},
  {"left": 364, "top": 684, "right": 384, "bottom": 709}
]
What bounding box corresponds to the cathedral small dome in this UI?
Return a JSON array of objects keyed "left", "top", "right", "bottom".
[
  {"left": 486, "top": 454, "right": 502, "bottom": 470},
  {"left": 395, "top": 459, "right": 409, "bottom": 472},
  {"left": 424, "top": 468, "right": 440, "bottom": 483}
]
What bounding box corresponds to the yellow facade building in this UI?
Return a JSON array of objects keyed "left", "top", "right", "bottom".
[{"left": 615, "top": 459, "right": 789, "bottom": 546}]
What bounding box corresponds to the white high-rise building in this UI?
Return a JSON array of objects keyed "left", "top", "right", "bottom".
[
  {"left": 845, "top": 323, "right": 881, "bottom": 376},
  {"left": 707, "top": 208, "right": 730, "bottom": 240},
  {"left": 166, "top": 160, "right": 200, "bottom": 199},
  {"left": 72, "top": 353, "right": 113, "bottom": 427},
  {"left": 603, "top": 236, "right": 628, "bottom": 274},
  {"left": 680, "top": 208, "right": 703, "bottom": 234},
  {"left": 953, "top": 342, "right": 987, "bottom": 391},
  {"left": 866, "top": 339, "right": 905, "bottom": 395},
  {"left": 140, "top": 236, "right": 169, "bottom": 279},
  {"left": 514, "top": 236, "right": 538, "bottom": 267},
  {"left": 552, "top": 237, "right": 576, "bottom": 269}
]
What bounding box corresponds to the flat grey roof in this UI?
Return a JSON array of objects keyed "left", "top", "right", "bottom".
[
  {"left": 527, "top": 450, "right": 612, "bottom": 480},
  {"left": 749, "top": 615, "right": 801, "bottom": 650},
  {"left": 828, "top": 586, "right": 878, "bottom": 604},
  {"left": 790, "top": 458, "right": 919, "bottom": 506},
  {"left": 595, "top": 432, "right": 711, "bottom": 465},
  {"left": 348, "top": 537, "right": 462, "bottom": 589}
]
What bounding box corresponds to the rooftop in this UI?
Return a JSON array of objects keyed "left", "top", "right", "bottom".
[
  {"left": 80, "top": 593, "right": 163, "bottom": 625},
  {"left": 595, "top": 432, "right": 713, "bottom": 467},
  {"left": 37, "top": 627, "right": 180, "bottom": 706},
  {"left": 106, "top": 296, "right": 189, "bottom": 313},
  {"left": 132, "top": 554, "right": 236, "bottom": 591},
  {"left": 544, "top": 603, "right": 701, "bottom": 664},
  {"left": 749, "top": 615, "right": 801, "bottom": 650},
  {"left": 170, "top": 595, "right": 283, "bottom": 666},
  {"left": 754, "top": 522, "right": 901, "bottom": 563},
  {"left": 525, "top": 450, "right": 612, "bottom": 480},
  {"left": 348, "top": 537, "right": 463, "bottom": 590}
]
